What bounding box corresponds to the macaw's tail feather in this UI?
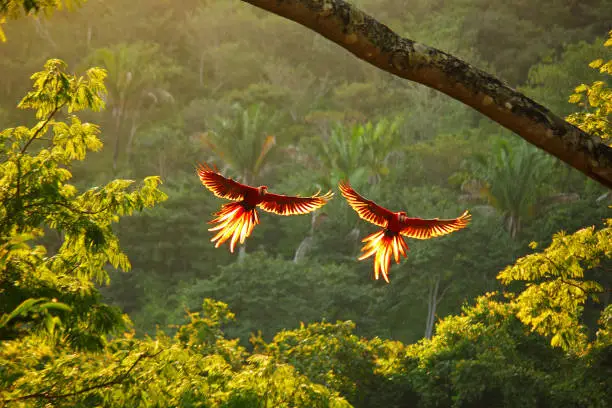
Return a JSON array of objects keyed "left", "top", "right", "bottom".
[
  {"left": 358, "top": 230, "right": 408, "bottom": 283},
  {"left": 208, "top": 202, "right": 259, "bottom": 253}
]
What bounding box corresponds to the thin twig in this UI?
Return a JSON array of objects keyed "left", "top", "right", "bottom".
[
  {"left": 22, "top": 200, "right": 112, "bottom": 215},
  {"left": 2, "top": 349, "right": 164, "bottom": 403},
  {"left": 541, "top": 255, "right": 602, "bottom": 295},
  {"left": 21, "top": 101, "right": 64, "bottom": 155},
  {"left": 12, "top": 100, "right": 64, "bottom": 234},
  {"left": 558, "top": 278, "right": 601, "bottom": 295}
]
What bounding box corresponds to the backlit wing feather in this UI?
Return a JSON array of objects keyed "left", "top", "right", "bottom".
[
  {"left": 399, "top": 210, "right": 471, "bottom": 240},
  {"left": 259, "top": 190, "right": 333, "bottom": 216},
  {"left": 358, "top": 230, "right": 409, "bottom": 283},
  {"left": 197, "top": 163, "right": 253, "bottom": 201},
  {"left": 208, "top": 202, "right": 259, "bottom": 253},
  {"left": 338, "top": 181, "right": 393, "bottom": 228}
]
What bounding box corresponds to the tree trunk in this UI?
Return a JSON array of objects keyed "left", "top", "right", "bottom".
[
  {"left": 240, "top": 0, "right": 612, "bottom": 189},
  {"left": 112, "top": 104, "right": 123, "bottom": 174},
  {"left": 293, "top": 211, "right": 324, "bottom": 262},
  {"left": 32, "top": 17, "right": 56, "bottom": 49},
  {"left": 424, "top": 275, "right": 440, "bottom": 339},
  {"left": 126, "top": 93, "right": 148, "bottom": 164},
  {"left": 199, "top": 52, "right": 206, "bottom": 87},
  {"left": 126, "top": 116, "right": 138, "bottom": 163},
  {"left": 158, "top": 150, "right": 165, "bottom": 180},
  {"left": 238, "top": 245, "right": 247, "bottom": 262},
  {"left": 425, "top": 274, "right": 451, "bottom": 339},
  {"left": 86, "top": 25, "right": 92, "bottom": 49},
  {"left": 293, "top": 236, "right": 312, "bottom": 262}
]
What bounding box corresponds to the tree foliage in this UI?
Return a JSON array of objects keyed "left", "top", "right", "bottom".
[
  {"left": 1, "top": 1, "right": 611, "bottom": 407},
  {"left": 0, "top": 59, "right": 167, "bottom": 350},
  {"left": 0, "top": 0, "right": 85, "bottom": 42},
  {"left": 498, "top": 219, "right": 611, "bottom": 351},
  {"left": 566, "top": 31, "right": 612, "bottom": 142},
  {"left": 469, "top": 138, "right": 554, "bottom": 238}
]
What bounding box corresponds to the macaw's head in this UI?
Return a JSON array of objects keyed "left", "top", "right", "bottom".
[
  {"left": 257, "top": 186, "right": 268, "bottom": 196},
  {"left": 398, "top": 211, "right": 408, "bottom": 222}
]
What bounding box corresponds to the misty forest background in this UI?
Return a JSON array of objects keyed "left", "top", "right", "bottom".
[{"left": 1, "top": 0, "right": 611, "bottom": 407}]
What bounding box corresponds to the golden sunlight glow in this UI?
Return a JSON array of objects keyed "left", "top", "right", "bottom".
[
  {"left": 259, "top": 190, "right": 333, "bottom": 216},
  {"left": 399, "top": 210, "right": 471, "bottom": 240},
  {"left": 358, "top": 230, "right": 408, "bottom": 283},
  {"left": 208, "top": 203, "right": 259, "bottom": 252}
]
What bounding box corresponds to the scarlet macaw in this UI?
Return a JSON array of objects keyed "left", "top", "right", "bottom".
[
  {"left": 198, "top": 163, "right": 333, "bottom": 252},
  {"left": 339, "top": 181, "right": 471, "bottom": 283}
]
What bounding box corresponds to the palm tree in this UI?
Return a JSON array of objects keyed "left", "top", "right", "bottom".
[
  {"left": 85, "top": 42, "right": 179, "bottom": 172},
  {"left": 470, "top": 138, "right": 553, "bottom": 238},
  {"left": 199, "top": 103, "right": 280, "bottom": 185},
  {"left": 196, "top": 103, "right": 280, "bottom": 257},
  {"left": 313, "top": 117, "right": 403, "bottom": 189},
  {"left": 299, "top": 118, "right": 404, "bottom": 262}
]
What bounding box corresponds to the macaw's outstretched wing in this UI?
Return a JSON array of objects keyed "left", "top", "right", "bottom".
[
  {"left": 338, "top": 181, "right": 393, "bottom": 228},
  {"left": 258, "top": 190, "right": 333, "bottom": 216},
  {"left": 197, "top": 163, "right": 253, "bottom": 201},
  {"left": 399, "top": 210, "right": 471, "bottom": 240}
]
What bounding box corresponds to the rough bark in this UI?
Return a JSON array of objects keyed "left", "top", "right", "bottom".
[{"left": 240, "top": 0, "right": 612, "bottom": 189}]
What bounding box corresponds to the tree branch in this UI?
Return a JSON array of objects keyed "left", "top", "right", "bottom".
[
  {"left": 12, "top": 101, "right": 64, "bottom": 232},
  {"left": 559, "top": 278, "right": 594, "bottom": 295},
  {"left": 2, "top": 350, "right": 164, "bottom": 403},
  {"left": 435, "top": 282, "right": 451, "bottom": 307},
  {"left": 240, "top": 0, "right": 612, "bottom": 189},
  {"left": 541, "top": 255, "right": 601, "bottom": 295},
  {"left": 22, "top": 200, "right": 112, "bottom": 215},
  {"left": 20, "top": 101, "right": 62, "bottom": 155}
]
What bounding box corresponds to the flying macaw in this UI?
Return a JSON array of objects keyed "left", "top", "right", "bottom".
[
  {"left": 339, "top": 181, "right": 471, "bottom": 283},
  {"left": 197, "top": 163, "right": 333, "bottom": 252}
]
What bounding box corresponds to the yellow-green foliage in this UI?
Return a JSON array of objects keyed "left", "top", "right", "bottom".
[
  {"left": 566, "top": 30, "right": 612, "bottom": 142},
  {"left": 0, "top": 0, "right": 85, "bottom": 41},
  {"left": 0, "top": 59, "right": 167, "bottom": 349},
  {"left": 498, "top": 220, "right": 611, "bottom": 351},
  {"left": 1, "top": 2, "right": 611, "bottom": 407},
  {"left": 1, "top": 300, "right": 351, "bottom": 407},
  {"left": 404, "top": 293, "right": 610, "bottom": 408}
]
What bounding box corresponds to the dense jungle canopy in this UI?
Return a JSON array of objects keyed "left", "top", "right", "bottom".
[{"left": 0, "top": 0, "right": 611, "bottom": 406}]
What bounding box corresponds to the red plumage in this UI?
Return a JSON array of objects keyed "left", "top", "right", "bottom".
[
  {"left": 339, "top": 181, "right": 471, "bottom": 283},
  {"left": 197, "top": 163, "right": 333, "bottom": 252}
]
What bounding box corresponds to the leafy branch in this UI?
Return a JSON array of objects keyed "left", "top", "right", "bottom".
[
  {"left": 1, "top": 349, "right": 164, "bottom": 403},
  {"left": 20, "top": 100, "right": 63, "bottom": 155},
  {"left": 21, "top": 200, "right": 112, "bottom": 216}
]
